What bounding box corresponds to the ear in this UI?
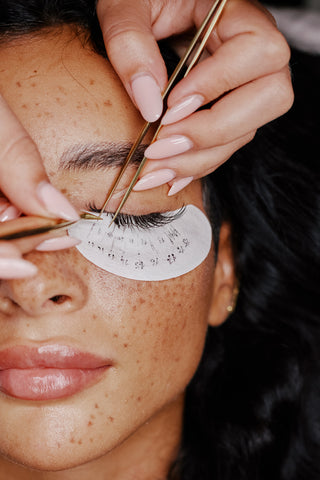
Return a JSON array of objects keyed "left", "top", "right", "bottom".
[{"left": 208, "top": 222, "right": 237, "bottom": 327}]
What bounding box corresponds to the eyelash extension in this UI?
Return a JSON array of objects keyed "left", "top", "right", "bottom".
[{"left": 85, "top": 203, "right": 186, "bottom": 230}]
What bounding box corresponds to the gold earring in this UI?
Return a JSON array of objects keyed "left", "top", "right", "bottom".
[{"left": 226, "top": 284, "right": 239, "bottom": 313}]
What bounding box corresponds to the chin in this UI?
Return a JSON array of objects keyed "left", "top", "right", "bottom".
[{"left": 2, "top": 444, "right": 106, "bottom": 473}]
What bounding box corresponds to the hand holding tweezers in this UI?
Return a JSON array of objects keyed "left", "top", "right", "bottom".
[
  {"left": 0, "top": 0, "right": 228, "bottom": 241},
  {"left": 100, "top": 0, "right": 228, "bottom": 224}
]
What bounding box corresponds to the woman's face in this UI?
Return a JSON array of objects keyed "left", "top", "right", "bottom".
[{"left": 0, "top": 29, "right": 228, "bottom": 476}]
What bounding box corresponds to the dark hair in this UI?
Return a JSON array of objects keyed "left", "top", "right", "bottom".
[{"left": 1, "top": 2, "right": 320, "bottom": 479}]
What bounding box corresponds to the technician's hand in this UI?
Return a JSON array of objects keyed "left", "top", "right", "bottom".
[
  {"left": 0, "top": 214, "right": 80, "bottom": 280},
  {"left": 0, "top": 96, "right": 79, "bottom": 279},
  {"left": 97, "top": 0, "right": 294, "bottom": 195}
]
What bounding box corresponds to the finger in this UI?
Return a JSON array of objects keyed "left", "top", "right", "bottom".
[
  {"left": 165, "top": 0, "right": 291, "bottom": 119},
  {"left": 134, "top": 131, "right": 255, "bottom": 192},
  {"left": 0, "top": 227, "right": 80, "bottom": 279},
  {"left": 0, "top": 197, "right": 20, "bottom": 222},
  {"left": 0, "top": 205, "right": 20, "bottom": 222},
  {"left": 144, "top": 68, "right": 293, "bottom": 160},
  {"left": 97, "top": 0, "right": 167, "bottom": 122},
  {"left": 162, "top": 29, "right": 291, "bottom": 125},
  {"left": 0, "top": 216, "right": 80, "bottom": 253},
  {"left": 0, "top": 94, "right": 79, "bottom": 221},
  {"left": 0, "top": 242, "right": 37, "bottom": 279}
]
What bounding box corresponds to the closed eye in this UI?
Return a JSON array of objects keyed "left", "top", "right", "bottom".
[{"left": 85, "top": 202, "right": 185, "bottom": 231}]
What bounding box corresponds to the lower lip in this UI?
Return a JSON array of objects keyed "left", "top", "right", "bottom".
[{"left": 0, "top": 367, "right": 107, "bottom": 401}]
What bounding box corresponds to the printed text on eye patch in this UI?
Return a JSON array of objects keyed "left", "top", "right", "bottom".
[{"left": 68, "top": 205, "right": 212, "bottom": 281}]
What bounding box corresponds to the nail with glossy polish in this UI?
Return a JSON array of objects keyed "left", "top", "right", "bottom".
[
  {"left": 161, "top": 94, "right": 204, "bottom": 125},
  {"left": 131, "top": 74, "right": 163, "bottom": 122},
  {"left": 0, "top": 205, "right": 20, "bottom": 222},
  {"left": 144, "top": 135, "right": 193, "bottom": 160},
  {"left": 168, "top": 177, "right": 194, "bottom": 196},
  {"left": 133, "top": 169, "right": 176, "bottom": 192},
  {"left": 0, "top": 258, "right": 38, "bottom": 279},
  {"left": 37, "top": 181, "right": 80, "bottom": 221},
  {"left": 35, "top": 236, "right": 81, "bottom": 252}
]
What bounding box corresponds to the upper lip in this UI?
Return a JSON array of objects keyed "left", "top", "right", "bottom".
[{"left": 0, "top": 344, "right": 112, "bottom": 370}]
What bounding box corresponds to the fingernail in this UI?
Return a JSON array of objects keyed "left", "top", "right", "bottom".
[
  {"left": 145, "top": 135, "right": 193, "bottom": 159},
  {"left": 37, "top": 182, "right": 79, "bottom": 221},
  {"left": 0, "top": 205, "right": 20, "bottom": 222},
  {"left": 133, "top": 169, "right": 176, "bottom": 191},
  {"left": 168, "top": 177, "right": 194, "bottom": 196},
  {"left": 131, "top": 74, "right": 163, "bottom": 122},
  {"left": 0, "top": 258, "right": 38, "bottom": 279},
  {"left": 35, "top": 236, "right": 81, "bottom": 252},
  {"left": 0, "top": 201, "right": 10, "bottom": 214},
  {"left": 161, "top": 94, "right": 204, "bottom": 125}
]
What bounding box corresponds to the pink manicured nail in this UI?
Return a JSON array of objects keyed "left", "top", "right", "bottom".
[
  {"left": 161, "top": 94, "right": 204, "bottom": 125},
  {"left": 145, "top": 135, "right": 193, "bottom": 159},
  {"left": 133, "top": 169, "right": 176, "bottom": 191},
  {"left": 0, "top": 205, "right": 20, "bottom": 222},
  {"left": 0, "top": 258, "right": 37, "bottom": 279},
  {"left": 35, "top": 236, "right": 81, "bottom": 252},
  {"left": 168, "top": 177, "right": 194, "bottom": 196},
  {"left": 131, "top": 74, "right": 163, "bottom": 122},
  {"left": 37, "top": 182, "right": 79, "bottom": 221},
  {"left": 0, "top": 201, "right": 10, "bottom": 214}
]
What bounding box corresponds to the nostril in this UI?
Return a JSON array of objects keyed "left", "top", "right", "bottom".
[{"left": 49, "top": 295, "right": 71, "bottom": 305}]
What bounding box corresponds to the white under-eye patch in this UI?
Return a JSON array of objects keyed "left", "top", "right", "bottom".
[{"left": 68, "top": 205, "right": 212, "bottom": 281}]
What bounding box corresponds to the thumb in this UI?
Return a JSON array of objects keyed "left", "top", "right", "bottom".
[
  {"left": 97, "top": 0, "right": 167, "bottom": 122},
  {"left": 0, "top": 94, "right": 79, "bottom": 221}
]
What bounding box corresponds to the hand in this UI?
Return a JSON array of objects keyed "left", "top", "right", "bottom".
[
  {"left": 97, "top": 0, "right": 294, "bottom": 194},
  {"left": 0, "top": 214, "right": 80, "bottom": 279},
  {"left": 0, "top": 96, "right": 79, "bottom": 278}
]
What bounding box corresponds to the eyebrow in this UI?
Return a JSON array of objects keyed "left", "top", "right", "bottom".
[{"left": 59, "top": 142, "right": 147, "bottom": 172}]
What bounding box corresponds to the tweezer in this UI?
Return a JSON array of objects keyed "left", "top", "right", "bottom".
[
  {"left": 100, "top": 0, "right": 228, "bottom": 224},
  {"left": 0, "top": 213, "right": 98, "bottom": 241},
  {"left": 0, "top": 0, "right": 228, "bottom": 241}
]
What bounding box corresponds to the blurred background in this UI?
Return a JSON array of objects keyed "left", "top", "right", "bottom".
[
  {"left": 266, "top": 0, "right": 319, "bottom": 7},
  {"left": 263, "top": 0, "right": 320, "bottom": 54}
]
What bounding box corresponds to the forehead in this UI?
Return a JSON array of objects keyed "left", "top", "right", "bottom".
[
  {"left": 0, "top": 28, "right": 145, "bottom": 166},
  {"left": 0, "top": 27, "right": 203, "bottom": 213}
]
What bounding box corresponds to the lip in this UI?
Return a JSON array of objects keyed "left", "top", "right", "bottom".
[{"left": 0, "top": 344, "right": 112, "bottom": 401}]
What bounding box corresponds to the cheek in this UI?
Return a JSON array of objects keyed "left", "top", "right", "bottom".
[{"left": 88, "top": 253, "right": 214, "bottom": 399}]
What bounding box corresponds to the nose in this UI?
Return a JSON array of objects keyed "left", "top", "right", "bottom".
[{"left": 0, "top": 250, "right": 87, "bottom": 316}]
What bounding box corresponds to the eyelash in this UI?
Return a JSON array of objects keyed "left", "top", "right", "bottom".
[{"left": 85, "top": 202, "right": 185, "bottom": 230}]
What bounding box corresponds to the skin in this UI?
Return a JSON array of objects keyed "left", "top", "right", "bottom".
[
  {"left": 0, "top": 28, "right": 236, "bottom": 479},
  {"left": 0, "top": 0, "right": 293, "bottom": 279}
]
